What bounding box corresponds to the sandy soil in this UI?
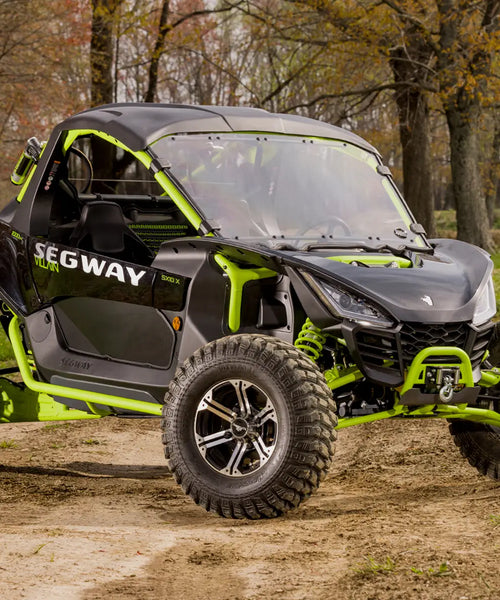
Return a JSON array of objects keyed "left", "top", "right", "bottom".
[{"left": 0, "top": 416, "right": 498, "bottom": 600}]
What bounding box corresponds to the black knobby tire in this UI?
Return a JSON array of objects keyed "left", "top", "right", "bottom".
[
  {"left": 161, "top": 334, "right": 337, "bottom": 519},
  {"left": 449, "top": 420, "right": 500, "bottom": 479}
]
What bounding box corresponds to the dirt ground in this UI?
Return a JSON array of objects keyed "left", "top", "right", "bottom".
[{"left": 0, "top": 416, "right": 498, "bottom": 600}]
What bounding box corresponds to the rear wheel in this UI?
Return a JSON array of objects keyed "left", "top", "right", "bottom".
[
  {"left": 161, "top": 334, "right": 337, "bottom": 519},
  {"left": 449, "top": 420, "right": 500, "bottom": 479}
]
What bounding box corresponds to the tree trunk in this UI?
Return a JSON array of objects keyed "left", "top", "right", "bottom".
[
  {"left": 437, "top": 0, "right": 497, "bottom": 252},
  {"left": 390, "top": 41, "right": 436, "bottom": 238},
  {"left": 446, "top": 104, "right": 493, "bottom": 251},
  {"left": 486, "top": 116, "right": 500, "bottom": 226},
  {"left": 144, "top": 0, "right": 170, "bottom": 103},
  {"left": 90, "top": 0, "right": 123, "bottom": 188},
  {"left": 90, "top": 0, "right": 117, "bottom": 107}
]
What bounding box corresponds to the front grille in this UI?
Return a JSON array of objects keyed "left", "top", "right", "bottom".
[
  {"left": 356, "top": 330, "right": 399, "bottom": 366},
  {"left": 469, "top": 322, "right": 494, "bottom": 370},
  {"left": 352, "top": 321, "right": 494, "bottom": 386},
  {"left": 400, "top": 322, "right": 469, "bottom": 365}
]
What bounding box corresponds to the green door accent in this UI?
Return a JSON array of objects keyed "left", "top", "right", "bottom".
[{"left": 213, "top": 254, "right": 277, "bottom": 332}]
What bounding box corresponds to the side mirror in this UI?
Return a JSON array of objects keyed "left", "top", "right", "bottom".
[{"left": 11, "top": 137, "right": 44, "bottom": 186}]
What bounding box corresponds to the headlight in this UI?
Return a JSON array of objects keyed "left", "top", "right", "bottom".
[
  {"left": 473, "top": 277, "right": 496, "bottom": 326},
  {"left": 303, "top": 273, "right": 394, "bottom": 328}
]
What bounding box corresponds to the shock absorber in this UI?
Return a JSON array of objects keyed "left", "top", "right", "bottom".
[{"left": 294, "top": 318, "right": 327, "bottom": 362}]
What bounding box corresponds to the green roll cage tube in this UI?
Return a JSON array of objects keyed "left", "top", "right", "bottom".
[{"left": 1, "top": 314, "right": 500, "bottom": 429}]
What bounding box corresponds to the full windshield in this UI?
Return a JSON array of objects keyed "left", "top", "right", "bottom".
[{"left": 150, "top": 133, "right": 424, "bottom": 249}]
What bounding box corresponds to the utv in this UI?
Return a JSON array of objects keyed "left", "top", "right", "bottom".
[{"left": 0, "top": 103, "right": 499, "bottom": 519}]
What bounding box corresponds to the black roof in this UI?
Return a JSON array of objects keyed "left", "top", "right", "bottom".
[{"left": 56, "top": 103, "right": 378, "bottom": 153}]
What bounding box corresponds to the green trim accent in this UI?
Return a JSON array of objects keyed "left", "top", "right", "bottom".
[
  {"left": 478, "top": 367, "right": 500, "bottom": 387},
  {"left": 336, "top": 405, "right": 406, "bottom": 429},
  {"left": 8, "top": 317, "right": 163, "bottom": 418},
  {"left": 433, "top": 404, "right": 500, "bottom": 427},
  {"left": 324, "top": 365, "right": 364, "bottom": 389},
  {"left": 336, "top": 403, "right": 500, "bottom": 429},
  {"left": 327, "top": 255, "right": 412, "bottom": 268},
  {"left": 62, "top": 129, "right": 152, "bottom": 170},
  {"left": 213, "top": 254, "right": 277, "bottom": 332},
  {"left": 399, "top": 346, "right": 475, "bottom": 398},
  {"left": 154, "top": 170, "right": 202, "bottom": 230}
]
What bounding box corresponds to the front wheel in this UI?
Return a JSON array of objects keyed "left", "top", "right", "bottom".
[
  {"left": 449, "top": 420, "right": 500, "bottom": 479},
  {"left": 161, "top": 334, "right": 337, "bottom": 519}
]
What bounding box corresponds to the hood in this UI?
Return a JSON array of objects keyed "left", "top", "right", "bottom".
[{"left": 287, "top": 238, "right": 492, "bottom": 323}]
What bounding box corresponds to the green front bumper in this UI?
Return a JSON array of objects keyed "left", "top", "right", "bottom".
[{"left": 327, "top": 346, "right": 500, "bottom": 430}]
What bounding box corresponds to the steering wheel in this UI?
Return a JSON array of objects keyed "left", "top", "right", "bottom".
[
  {"left": 295, "top": 216, "right": 351, "bottom": 239},
  {"left": 68, "top": 146, "right": 93, "bottom": 193}
]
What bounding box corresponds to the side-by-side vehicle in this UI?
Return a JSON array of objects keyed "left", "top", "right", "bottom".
[{"left": 0, "top": 103, "right": 498, "bottom": 518}]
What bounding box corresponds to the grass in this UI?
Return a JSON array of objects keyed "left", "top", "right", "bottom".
[
  {"left": 353, "top": 555, "right": 397, "bottom": 576},
  {"left": 43, "top": 423, "right": 72, "bottom": 431},
  {"left": 410, "top": 562, "right": 453, "bottom": 577},
  {"left": 489, "top": 514, "right": 500, "bottom": 528},
  {"left": 353, "top": 555, "right": 455, "bottom": 579},
  {"left": 0, "top": 439, "right": 18, "bottom": 449}
]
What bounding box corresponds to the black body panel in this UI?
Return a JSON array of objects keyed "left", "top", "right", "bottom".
[
  {"left": 289, "top": 239, "right": 492, "bottom": 323},
  {"left": 0, "top": 223, "right": 40, "bottom": 315},
  {"left": 153, "top": 245, "right": 231, "bottom": 363}
]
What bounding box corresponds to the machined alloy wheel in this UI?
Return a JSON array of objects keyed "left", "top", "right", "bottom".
[{"left": 194, "top": 379, "right": 278, "bottom": 477}]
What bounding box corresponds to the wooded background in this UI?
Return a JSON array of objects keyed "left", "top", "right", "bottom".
[{"left": 0, "top": 0, "right": 498, "bottom": 249}]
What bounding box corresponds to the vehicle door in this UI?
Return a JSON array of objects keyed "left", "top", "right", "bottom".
[{"left": 28, "top": 133, "right": 194, "bottom": 370}]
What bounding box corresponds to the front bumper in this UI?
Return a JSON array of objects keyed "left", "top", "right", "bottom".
[
  {"left": 398, "top": 346, "right": 479, "bottom": 406},
  {"left": 339, "top": 320, "right": 494, "bottom": 387}
]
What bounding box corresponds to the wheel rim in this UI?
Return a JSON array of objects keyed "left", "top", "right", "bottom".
[{"left": 194, "top": 379, "right": 279, "bottom": 477}]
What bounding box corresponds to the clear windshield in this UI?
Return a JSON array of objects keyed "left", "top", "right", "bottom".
[{"left": 150, "top": 133, "right": 424, "bottom": 249}]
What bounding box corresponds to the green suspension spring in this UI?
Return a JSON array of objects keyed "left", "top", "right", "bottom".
[{"left": 294, "top": 318, "right": 327, "bottom": 361}]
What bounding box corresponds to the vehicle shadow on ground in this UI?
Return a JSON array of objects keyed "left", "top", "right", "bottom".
[{"left": 0, "top": 461, "right": 171, "bottom": 479}]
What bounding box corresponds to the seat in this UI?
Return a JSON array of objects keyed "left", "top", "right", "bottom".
[{"left": 69, "top": 200, "right": 154, "bottom": 264}]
